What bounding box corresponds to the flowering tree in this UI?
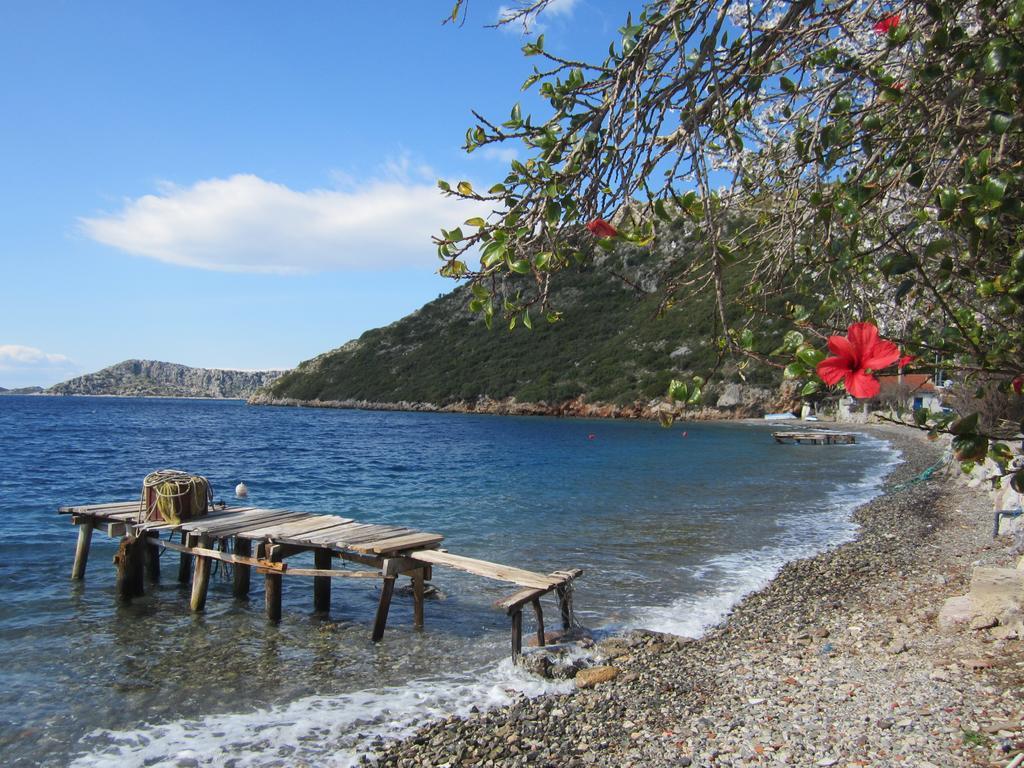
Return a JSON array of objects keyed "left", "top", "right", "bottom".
[{"left": 438, "top": 0, "right": 1023, "bottom": 486}]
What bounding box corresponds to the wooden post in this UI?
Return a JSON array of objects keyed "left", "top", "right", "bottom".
[
  {"left": 372, "top": 559, "right": 398, "bottom": 642},
  {"left": 71, "top": 518, "right": 94, "bottom": 580},
  {"left": 177, "top": 533, "right": 193, "bottom": 584},
  {"left": 556, "top": 584, "right": 573, "bottom": 631},
  {"left": 114, "top": 536, "right": 145, "bottom": 602},
  {"left": 511, "top": 608, "right": 523, "bottom": 659},
  {"left": 411, "top": 568, "right": 426, "bottom": 629},
  {"left": 531, "top": 597, "right": 545, "bottom": 647},
  {"left": 144, "top": 535, "right": 160, "bottom": 583},
  {"left": 233, "top": 537, "right": 251, "bottom": 598},
  {"left": 265, "top": 544, "right": 283, "bottom": 624},
  {"left": 190, "top": 535, "right": 213, "bottom": 613},
  {"left": 313, "top": 549, "right": 331, "bottom": 614}
]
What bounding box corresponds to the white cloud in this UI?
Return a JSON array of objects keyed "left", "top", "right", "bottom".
[
  {"left": 498, "top": 0, "right": 579, "bottom": 33},
  {"left": 0, "top": 345, "right": 69, "bottom": 367},
  {"left": 79, "top": 173, "right": 488, "bottom": 274},
  {"left": 477, "top": 146, "right": 521, "bottom": 164}
]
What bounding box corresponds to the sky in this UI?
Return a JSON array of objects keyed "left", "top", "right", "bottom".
[{"left": 0, "top": 0, "right": 631, "bottom": 388}]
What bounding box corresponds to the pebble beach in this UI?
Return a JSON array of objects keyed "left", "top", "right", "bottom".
[{"left": 368, "top": 425, "right": 1024, "bottom": 767}]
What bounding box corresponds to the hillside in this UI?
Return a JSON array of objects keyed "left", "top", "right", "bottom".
[
  {"left": 49, "top": 360, "right": 285, "bottom": 399},
  {"left": 0, "top": 386, "right": 44, "bottom": 395},
  {"left": 262, "top": 249, "right": 792, "bottom": 413}
]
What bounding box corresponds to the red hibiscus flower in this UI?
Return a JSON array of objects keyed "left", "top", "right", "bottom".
[
  {"left": 873, "top": 14, "right": 900, "bottom": 34},
  {"left": 586, "top": 218, "right": 618, "bottom": 238},
  {"left": 816, "top": 322, "right": 901, "bottom": 399},
  {"left": 897, "top": 355, "right": 915, "bottom": 371},
  {"left": 1012, "top": 375, "right": 1023, "bottom": 395}
]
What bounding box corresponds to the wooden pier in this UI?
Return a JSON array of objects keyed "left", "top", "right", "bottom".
[
  {"left": 61, "top": 501, "right": 582, "bottom": 659},
  {"left": 772, "top": 430, "right": 857, "bottom": 445}
]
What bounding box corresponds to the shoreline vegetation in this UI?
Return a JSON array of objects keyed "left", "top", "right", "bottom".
[{"left": 365, "top": 424, "right": 1024, "bottom": 767}]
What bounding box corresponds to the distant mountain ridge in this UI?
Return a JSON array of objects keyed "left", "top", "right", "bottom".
[{"left": 48, "top": 360, "right": 285, "bottom": 399}]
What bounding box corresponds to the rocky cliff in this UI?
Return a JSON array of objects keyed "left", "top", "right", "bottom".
[{"left": 48, "top": 360, "right": 285, "bottom": 399}]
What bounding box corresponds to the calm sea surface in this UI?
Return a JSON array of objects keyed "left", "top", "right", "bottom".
[{"left": 0, "top": 396, "right": 899, "bottom": 767}]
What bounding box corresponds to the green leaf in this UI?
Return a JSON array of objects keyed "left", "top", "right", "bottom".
[
  {"left": 924, "top": 238, "right": 952, "bottom": 258},
  {"left": 510, "top": 259, "right": 532, "bottom": 274},
  {"left": 780, "top": 76, "right": 796, "bottom": 93},
  {"left": 953, "top": 434, "right": 988, "bottom": 462},
  {"left": 464, "top": 217, "right": 486, "bottom": 227},
  {"left": 456, "top": 181, "right": 474, "bottom": 196},
  {"left": 990, "top": 112, "right": 1013, "bottom": 134},
  {"left": 522, "top": 311, "right": 533, "bottom": 330},
  {"left": 782, "top": 330, "right": 805, "bottom": 350},
  {"left": 880, "top": 252, "right": 918, "bottom": 277},
  {"left": 983, "top": 45, "right": 1007, "bottom": 75},
  {"left": 739, "top": 329, "right": 754, "bottom": 350},
  {"left": 784, "top": 362, "right": 807, "bottom": 379},
  {"left": 796, "top": 347, "right": 826, "bottom": 368},
  {"left": 801, "top": 380, "right": 821, "bottom": 397}
]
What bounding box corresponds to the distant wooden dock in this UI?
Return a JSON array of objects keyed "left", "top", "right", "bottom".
[
  {"left": 772, "top": 430, "right": 857, "bottom": 445},
  {"left": 61, "top": 501, "right": 582, "bottom": 658}
]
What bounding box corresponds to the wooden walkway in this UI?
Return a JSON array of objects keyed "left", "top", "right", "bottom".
[
  {"left": 772, "top": 430, "right": 857, "bottom": 445},
  {"left": 61, "top": 501, "right": 582, "bottom": 658}
]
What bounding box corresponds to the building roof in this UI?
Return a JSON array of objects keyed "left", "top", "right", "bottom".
[{"left": 877, "top": 373, "right": 939, "bottom": 395}]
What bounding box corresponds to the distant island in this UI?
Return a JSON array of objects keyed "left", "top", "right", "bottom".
[
  {"left": 0, "top": 386, "right": 45, "bottom": 395},
  {"left": 47, "top": 360, "right": 285, "bottom": 399}
]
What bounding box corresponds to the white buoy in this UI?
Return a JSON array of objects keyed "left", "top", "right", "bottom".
[{"left": 235, "top": 482, "right": 249, "bottom": 498}]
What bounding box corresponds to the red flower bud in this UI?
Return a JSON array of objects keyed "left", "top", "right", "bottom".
[
  {"left": 586, "top": 218, "right": 618, "bottom": 239},
  {"left": 1013, "top": 375, "right": 1023, "bottom": 396}
]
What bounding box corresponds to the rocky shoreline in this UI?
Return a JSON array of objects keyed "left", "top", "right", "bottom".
[
  {"left": 247, "top": 386, "right": 799, "bottom": 421},
  {"left": 365, "top": 425, "right": 1023, "bottom": 767}
]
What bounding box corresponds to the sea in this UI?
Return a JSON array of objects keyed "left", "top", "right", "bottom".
[{"left": 0, "top": 395, "right": 900, "bottom": 767}]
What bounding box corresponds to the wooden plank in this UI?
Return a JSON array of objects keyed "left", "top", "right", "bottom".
[
  {"left": 179, "top": 508, "right": 280, "bottom": 534},
  {"left": 335, "top": 526, "right": 416, "bottom": 547},
  {"left": 269, "top": 566, "right": 381, "bottom": 579},
  {"left": 273, "top": 519, "right": 363, "bottom": 546},
  {"left": 496, "top": 586, "right": 550, "bottom": 615},
  {"left": 409, "top": 550, "right": 562, "bottom": 590},
  {"left": 59, "top": 501, "right": 138, "bottom": 515},
  {"left": 239, "top": 515, "right": 351, "bottom": 541},
  {"left": 353, "top": 532, "right": 445, "bottom": 555},
  {"left": 192, "top": 510, "right": 304, "bottom": 537},
  {"left": 160, "top": 539, "right": 286, "bottom": 571}
]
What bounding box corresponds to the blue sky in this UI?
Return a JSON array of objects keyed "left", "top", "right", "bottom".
[{"left": 0, "top": 0, "right": 629, "bottom": 387}]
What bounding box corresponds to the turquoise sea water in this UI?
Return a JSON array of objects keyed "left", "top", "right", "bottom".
[{"left": 0, "top": 396, "right": 899, "bottom": 767}]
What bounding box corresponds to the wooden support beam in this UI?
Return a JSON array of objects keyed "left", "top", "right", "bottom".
[
  {"left": 556, "top": 584, "right": 573, "bottom": 631},
  {"left": 71, "top": 518, "right": 95, "bottom": 580},
  {"left": 144, "top": 535, "right": 160, "bottom": 583},
  {"left": 511, "top": 608, "right": 523, "bottom": 659},
  {"left": 190, "top": 535, "right": 213, "bottom": 613},
  {"left": 411, "top": 568, "right": 426, "bottom": 629},
  {"left": 177, "top": 533, "right": 193, "bottom": 585},
  {"left": 372, "top": 559, "right": 398, "bottom": 642},
  {"left": 114, "top": 536, "right": 145, "bottom": 602},
  {"left": 233, "top": 537, "right": 251, "bottom": 598},
  {"left": 531, "top": 597, "right": 545, "bottom": 647},
  {"left": 265, "top": 545, "right": 283, "bottom": 624},
  {"left": 313, "top": 549, "right": 331, "bottom": 614}
]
